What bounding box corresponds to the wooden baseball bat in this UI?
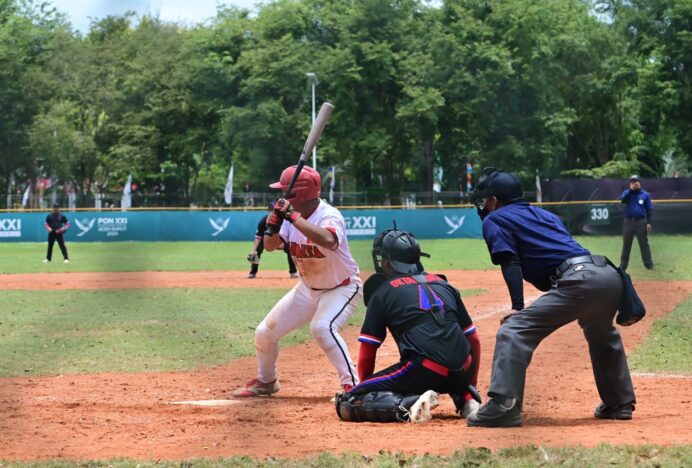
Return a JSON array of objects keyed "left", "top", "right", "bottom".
[{"left": 283, "top": 102, "right": 334, "bottom": 199}]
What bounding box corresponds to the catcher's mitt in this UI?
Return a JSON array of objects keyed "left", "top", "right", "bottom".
[{"left": 246, "top": 251, "right": 260, "bottom": 264}]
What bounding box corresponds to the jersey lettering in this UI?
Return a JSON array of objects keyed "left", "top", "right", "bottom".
[
  {"left": 389, "top": 274, "right": 443, "bottom": 288},
  {"left": 289, "top": 241, "right": 326, "bottom": 259}
]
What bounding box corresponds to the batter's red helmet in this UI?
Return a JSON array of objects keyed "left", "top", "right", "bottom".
[{"left": 269, "top": 165, "right": 321, "bottom": 204}]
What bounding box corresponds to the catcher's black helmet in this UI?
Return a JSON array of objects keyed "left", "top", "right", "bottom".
[
  {"left": 470, "top": 167, "right": 524, "bottom": 216},
  {"left": 372, "top": 226, "right": 430, "bottom": 275}
]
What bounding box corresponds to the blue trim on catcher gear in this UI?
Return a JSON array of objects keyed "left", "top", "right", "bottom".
[
  {"left": 352, "top": 361, "right": 415, "bottom": 391},
  {"left": 358, "top": 335, "right": 382, "bottom": 346}
]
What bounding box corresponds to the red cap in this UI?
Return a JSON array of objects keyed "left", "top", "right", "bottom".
[{"left": 269, "top": 165, "right": 321, "bottom": 204}]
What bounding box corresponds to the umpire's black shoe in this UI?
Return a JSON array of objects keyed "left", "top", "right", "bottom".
[
  {"left": 594, "top": 402, "right": 634, "bottom": 420},
  {"left": 466, "top": 397, "right": 522, "bottom": 428}
]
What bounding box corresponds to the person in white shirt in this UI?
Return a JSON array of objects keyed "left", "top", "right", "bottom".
[{"left": 234, "top": 165, "right": 362, "bottom": 397}]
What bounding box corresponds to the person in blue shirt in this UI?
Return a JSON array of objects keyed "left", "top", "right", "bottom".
[
  {"left": 466, "top": 168, "right": 635, "bottom": 428},
  {"left": 619, "top": 175, "right": 654, "bottom": 270}
]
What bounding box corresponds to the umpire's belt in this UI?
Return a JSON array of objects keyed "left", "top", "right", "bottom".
[
  {"left": 421, "top": 354, "right": 472, "bottom": 378},
  {"left": 555, "top": 255, "right": 608, "bottom": 277}
]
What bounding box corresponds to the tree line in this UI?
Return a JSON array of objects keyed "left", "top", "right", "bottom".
[{"left": 1, "top": 0, "right": 690, "bottom": 205}]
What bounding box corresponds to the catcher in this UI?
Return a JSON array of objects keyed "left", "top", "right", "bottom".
[
  {"left": 247, "top": 203, "right": 298, "bottom": 279},
  {"left": 335, "top": 227, "right": 481, "bottom": 423}
]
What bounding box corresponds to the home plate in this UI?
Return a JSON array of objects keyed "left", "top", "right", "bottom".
[{"left": 170, "top": 399, "right": 240, "bottom": 407}]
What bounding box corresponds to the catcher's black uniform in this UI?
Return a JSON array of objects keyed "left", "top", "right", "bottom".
[
  {"left": 336, "top": 227, "right": 481, "bottom": 423},
  {"left": 249, "top": 215, "right": 297, "bottom": 275},
  {"left": 351, "top": 273, "right": 477, "bottom": 397}
]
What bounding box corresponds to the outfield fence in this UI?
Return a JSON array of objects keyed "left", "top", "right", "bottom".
[{"left": 1, "top": 200, "right": 690, "bottom": 242}]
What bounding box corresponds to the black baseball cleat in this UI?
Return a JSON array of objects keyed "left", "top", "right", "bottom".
[
  {"left": 594, "top": 402, "right": 635, "bottom": 420},
  {"left": 466, "top": 397, "right": 522, "bottom": 428}
]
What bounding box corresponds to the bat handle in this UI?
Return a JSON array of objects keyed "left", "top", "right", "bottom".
[{"left": 284, "top": 158, "right": 307, "bottom": 200}]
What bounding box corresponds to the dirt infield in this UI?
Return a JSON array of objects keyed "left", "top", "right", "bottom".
[{"left": 0, "top": 271, "right": 691, "bottom": 461}]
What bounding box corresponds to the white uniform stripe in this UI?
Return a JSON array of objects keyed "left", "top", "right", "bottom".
[{"left": 329, "top": 284, "right": 360, "bottom": 386}]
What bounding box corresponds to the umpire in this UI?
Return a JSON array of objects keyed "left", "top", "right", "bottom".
[
  {"left": 247, "top": 204, "right": 298, "bottom": 279},
  {"left": 466, "top": 168, "right": 635, "bottom": 428},
  {"left": 44, "top": 203, "right": 70, "bottom": 264},
  {"left": 619, "top": 175, "right": 654, "bottom": 271}
]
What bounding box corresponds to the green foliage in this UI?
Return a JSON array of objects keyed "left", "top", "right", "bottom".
[
  {"left": 560, "top": 157, "right": 641, "bottom": 178},
  {"left": 0, "top": 0, "right": 690, "bottom": 199}
]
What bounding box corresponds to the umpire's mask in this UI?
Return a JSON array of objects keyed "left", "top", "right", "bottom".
[
  {"left": 372, "top": 227, "right": 430, "bottom": 275},
  {"left": 470, "top": 167, "right": 524, "bottom": 219}
]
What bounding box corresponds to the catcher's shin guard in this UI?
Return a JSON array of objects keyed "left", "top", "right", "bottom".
[{"left": 335, "top": 391, "right": 419, "bottom": 423}]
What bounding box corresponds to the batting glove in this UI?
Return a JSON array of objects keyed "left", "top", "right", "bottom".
[
  {"left": 266, "top": 211, "right": 283, "bottom": 233},
  {"left": 274, "top": 198, "right": 301, "bottom": 223}
]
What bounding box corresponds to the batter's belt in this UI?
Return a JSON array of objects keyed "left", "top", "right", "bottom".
[{"left": 310, "top": 277, "right": 351, "bottom": 291}]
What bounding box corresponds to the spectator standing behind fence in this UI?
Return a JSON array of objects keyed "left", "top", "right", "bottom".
[
  {"left": 43, "top": 203, "right": 70, "bottom": 264},
  {"left": 619, "top": 175, "right": 654, "bottom": 271}
]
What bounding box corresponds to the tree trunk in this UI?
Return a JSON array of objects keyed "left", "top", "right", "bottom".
[{"left": 420, "top": 138, "right": 434, "bottom": 193}]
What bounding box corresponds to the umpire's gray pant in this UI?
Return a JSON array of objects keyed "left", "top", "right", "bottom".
[
  {"left": 488, "top": 262, "right": 636, "bottom": 410},
  {"left": 621, "top": 218, "right": 653, "bottom": 270}
]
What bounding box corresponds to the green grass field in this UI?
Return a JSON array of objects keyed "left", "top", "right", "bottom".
[
  {"left": 0, "top": 235, "right": 689, "bottom": 379},
  {"left": 2, "top": 235, "right": 691, "bottom": 280},
  {"left": 0, "top": 288, "right": 288, "bottom": 377},
  {"left": 0, "top": 287, "right": 482, "bottom": 377},
  {"left": 630, "top": 295, "right": 692, "bottom": 374},
  {"left": 3, "top": 444, "right": 690, "bottom": 467},
  {"left": 0, "top": 235, "right": 690, "bottom": 465}
]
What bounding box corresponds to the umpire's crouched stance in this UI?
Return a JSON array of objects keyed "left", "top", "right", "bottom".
[
  {"left": 466, "top": 169, "right": 636, "bottom": 428},
  {"left": 336, "top": 227, "right": 481, "bottom": 423}
]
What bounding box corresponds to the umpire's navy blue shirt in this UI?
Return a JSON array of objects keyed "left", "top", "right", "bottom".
[
  {"left": 482, "top": 202, "right": 590, "bottom": 291},
  {"left": 619, "top": 189, "right": 652, "bottom": 221}
]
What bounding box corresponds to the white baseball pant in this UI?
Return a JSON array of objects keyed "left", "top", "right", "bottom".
[{"left": 254, "top": 277, "right": 362, "bottom": 387}]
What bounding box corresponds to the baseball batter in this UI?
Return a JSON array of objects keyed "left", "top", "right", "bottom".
[{"left": 234, "top": 165, "right": 362, "bottom": 397}]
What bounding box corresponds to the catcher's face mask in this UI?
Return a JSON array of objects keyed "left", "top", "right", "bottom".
[
  {"left": 371, "top": 229, "right": 389, "bottom": 274},
  {"left": 372, "top": 226, "right": 430, "bottom": 276},
  {"left": 471, "top": 167, "right": 500, "bottom": 220}
]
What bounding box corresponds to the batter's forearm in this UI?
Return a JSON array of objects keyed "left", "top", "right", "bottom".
[{"left": 291, "top": 217, "right": 337, "bottom": 250}]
